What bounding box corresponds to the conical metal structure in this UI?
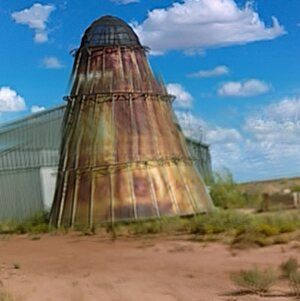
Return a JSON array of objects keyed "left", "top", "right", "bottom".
[{"left": 50, "top": 16, "right": 214, "bottom": 227}]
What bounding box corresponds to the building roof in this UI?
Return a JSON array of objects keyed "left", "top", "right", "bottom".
[
  {"left": 0, "top": 104, "right": 65, "bottom": 135},
  {"left": 81, "top": 15, "right": 141, "bottom": 48}
]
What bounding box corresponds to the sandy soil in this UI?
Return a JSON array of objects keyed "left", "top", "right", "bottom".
[{"left": 0, "top": 234, "right": 299, "bottom": 301}]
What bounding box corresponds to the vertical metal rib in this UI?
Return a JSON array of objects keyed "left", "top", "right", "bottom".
[
  {"left": 57, "top": 171, "right": 68, "bottom": 227},
  {"left": 102, "top": 48, "right": 106, "bottom": 89},
  {"left": 75, "top": 75, "right": 83, "bottom": 96},
  {"left": 89, "top": 97, "right": 97, "bottom": 227},
  {"left": 70, "top": 96, "right": 85, "bottom": 227},
  {"left": 56, "top": 98, "right": 76, "bottom": 227},
  {"left": 112, "top": 94, "right": 117, "bottom": 164},
  {"left": 144, "top": 96, "right": 160, "bottom": 158},
  {"left": 161, "top": 165, "right": 180, "bottom": 215},
  {"left": 129, "top": 94, "right": 139, "bottom": 161},
  {"left": 70, "top": 50, "right": 82, "bottom": 96},
  {"left": 170, "top": 103, "right": 191, "bottom": 157},
  {"left": 130, "top": 51, "right": 142, "bottom": 91},
  {"left": 128, "top": 167, "right": 137, "bottom": 219},
  {"left": 86, "top": 48, "right": 92, "bottom": 85},
  {"left": 71, "top": 173, "right": 81, "bottom": 227},
  {"left": 176, "top": 163, "right": 197, "bottom": 213},
  {"left": 118, "top": 47, "right": 125, "bottom": 87},
  {"left": 89, "top": 173, "right": 95, "bottom": 227},
  {"left": 146, "top": 166, "right": 160, "bottom": 218},
  {"left": 110, "top": 172, "right": 115, "bottom": 224}
]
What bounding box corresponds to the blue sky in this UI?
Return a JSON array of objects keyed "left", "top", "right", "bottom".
[{"left": 0, "top": 0, "right": 300, "bottom": 182}]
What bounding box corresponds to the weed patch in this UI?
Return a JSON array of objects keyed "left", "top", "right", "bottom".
[
  {"left": 231, "top": 267, "right": 277, "bottom": 295},
  {"left": 280, "top": 257, "right": 299, "bottom": 279},
  {"left": 289, "top": 271, "right": 300, "bottom": 298}
]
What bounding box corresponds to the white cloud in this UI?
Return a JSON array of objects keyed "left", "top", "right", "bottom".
[
  {"left": 218, "top": 79, "right": 270, "bottom": 97},
  {"left": 175, "top": 111, "right": 243, "bottom": 173},
  {"left": 206, "top": 127, "right": 242, "bottom": 144},
  {"left": 188, "top": 65, "right": 229, "bottom": 78},
  {"left": 0, "top": 87, "right": 26, "bottom": 112},
  {"left": 263, "top": 97, "right": 300, "bottom": 121},
  {"left": 175, "top": 111, "right": 205, "bottom": 140},
  {"left": 111, "top": 0, "right": 139, "bottom": 4},
  {"left": 41, "top": 56, "right": 64, "bottom": 69},
  {"left": 31, "top": 105, "right": 46, "bottom": 113},
  {"left": 245, "top": 97, "right": 300, "bottom": 144},
  {"left": 167, "top": 83, "right": 193, "bottom": 108},
  {"left": 175, "top": 111, "right": 241, "bottom": 144},
  {"left": 133, "top": 0, "right": 285, "bottom": 54},
  {"left": 12, "top": 3, "right": 55, "bottom": 43},
  {"left": 176, "top": 96, "right": 300, "bottom": 181},
  {"left": 221, "top": 97, "right": 300, "bottom": 180}
]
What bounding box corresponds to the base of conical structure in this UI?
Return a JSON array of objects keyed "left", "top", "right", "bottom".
[{"left": 50, "top": 92, "right": 214, "bottom": 227}]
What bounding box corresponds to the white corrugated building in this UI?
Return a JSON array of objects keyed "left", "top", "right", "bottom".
[{"left": 0, "top": 105, "right": 212, "bottom": 222}]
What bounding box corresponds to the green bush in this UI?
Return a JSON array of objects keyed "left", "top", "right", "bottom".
[
  {"left": 254, "top": 223, "right": 279, "bottom": 236},
  {"left": 190, "top": 210, "right": 251, "bottom": 235},
  {"left": 289, "top": 271, "right": 300, "bottom": 297},
  {"left": 0, "top": 290, "right": 14, "bottom": 301},
  {"left": 232, "top": 227, "right": 274, "bottom": 248},
  {"left": 0, "top": 212, "right": 50, "bottom": 235},
  {"left": 128, "top": 216, "right": 189, "bottom": 235},
  {"left": 261, "top": 215, "right": 297, "bottom": 234},
  {"left": 130, "top": 220, "right": 164, "bottom": 235},
  {"left": 210, "top": 170, "right": 249, "bottom": 209},
  {"left": 231, "top": 267, "right": 277, "bottom": 294},
  {"left": 280, "top": 257, "right": 299, "bottom": 279},
  {"left": 189, "top": 209, "right": 300, "bottom": 248},
  {"left": 230, "top": 212, "right": 300, "bottom": 248},
  {"left": 290, "top": 185, "right": 300, "bottom": 193}
]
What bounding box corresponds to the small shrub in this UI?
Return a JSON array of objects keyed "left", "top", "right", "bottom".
[
  {"left": 13, "top": 263, "right": 20, "bottom": 270},
  {"left": 104, "top": 223, "right": 119, "bottom": 239},
  {"left": 231, "top": 267, "right": 277, "bottom": 295},
  {"left": 280, "top": 257, "right": 299, "bottom": 279},
  {"left": 0, "top": 290, "right": 14, "bottom": 301},
  {"left": 273, "top": 235, "right": 290, "bottom": 245},
  {"left": 210, "top": 170, "right": 248, "bottom": 209},
  {"left": 264, "top": 215, "right": 297, "bottom": 234},
  {"left": 130, "top": 220, "right": 163, "bottom": 235},
  {"left": 190, "top": 213, "right": 226, "bottom": 235},
  {"left": 289, "top": 271, "right": 300, "bottom": 297},
  {"left": 190, "top": 210, "right": 251, "bottom": 235},
  {"left": 290, "top": 185, "right": 300, "bottom": 193},
  {"left": 232, "top": 230, "right": 273, "bottom": 249},
  {"left": 0, "top": 212, "right": 50, "bottom": 235},
  {"left": 255, "top": 223, "right": 279, "bottom": 236}
]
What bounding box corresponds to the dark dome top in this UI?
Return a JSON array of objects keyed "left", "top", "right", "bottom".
[{"left": 81, "top": 15, "right": 141, "bottom": 48}]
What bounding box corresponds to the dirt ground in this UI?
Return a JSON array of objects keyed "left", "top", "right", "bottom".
[{"left": 0, "top": 234, "right": 299, "bottom": 301}]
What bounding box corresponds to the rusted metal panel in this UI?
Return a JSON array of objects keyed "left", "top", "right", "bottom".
[{"left": 50, "top": 16, "right": 214, "bottom": 227}]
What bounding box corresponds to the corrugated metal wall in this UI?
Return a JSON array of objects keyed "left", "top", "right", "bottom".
[
  {"left": 0, "top": 106, "right": 64, "bottom": 222},
  {"left": 186, "top": 138, "right": 212, "bottom": 182},
  {"left": 0, "top": 168, "right": 44, "bottom": 221},
  {"left": 0, "top": 105, "right": 64, "bottom": 171}
]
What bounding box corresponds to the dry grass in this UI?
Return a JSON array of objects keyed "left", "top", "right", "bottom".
[
  {"left": 280, "top": 257, "right": 299, "bottom": 279},
  {"left": 230, "top": 267, "right": 277, "bottom": 295},
  {"left": 290, "top": 271, "right": 300, "bottom": 298},
  {"left": 2, "top": 209, "right": 300, "bottom": 251},
  {"left": 0, "top": 290, "right": 14, "bottom": 301}
]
